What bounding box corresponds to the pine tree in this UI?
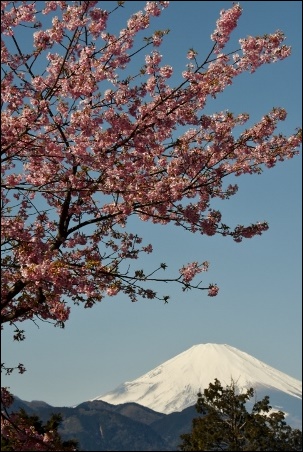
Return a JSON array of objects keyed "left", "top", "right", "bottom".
[{"left": 179, "top": 378, "right": 302, "bottom": 451}]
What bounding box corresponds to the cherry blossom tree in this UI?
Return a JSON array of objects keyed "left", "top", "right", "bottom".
[
  {"left": 1, "top": 388, "right": 78, "bottom": 451},
  {"left": 1, "top": 1, "right": 301, "bottom": 448}
]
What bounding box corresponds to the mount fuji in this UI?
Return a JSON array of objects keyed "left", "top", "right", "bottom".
[{"left": 92, "top": 343, "right": 302, "bottom": 428}]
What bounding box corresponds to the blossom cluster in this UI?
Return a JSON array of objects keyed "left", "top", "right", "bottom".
[
  {"left": 180, "top": 261, "right": 209, "bottom": 284},
  {"left": 211, "top": 3, "right": 242, "bottom": 53}
]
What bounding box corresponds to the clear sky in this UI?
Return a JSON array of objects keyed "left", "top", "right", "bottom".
[{"left": 2, "top": 1, "right": 302, "bottom": 408}]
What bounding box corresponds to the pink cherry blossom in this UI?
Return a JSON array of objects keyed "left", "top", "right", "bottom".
[
  {"left": 208, "top": 284, "right": 219, "bottom": 297},
  {"left": 211, "top": 4, "right": 242, "bottom": 53}
]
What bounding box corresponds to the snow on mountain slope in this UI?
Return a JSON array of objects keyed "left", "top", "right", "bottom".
[{"left": 92, "top": 344, "right": 302, "bottom": 426}]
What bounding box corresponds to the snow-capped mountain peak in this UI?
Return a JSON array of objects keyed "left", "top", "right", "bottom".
[{"left": 92, "top": 343, "right": 302, "bottom": 427}]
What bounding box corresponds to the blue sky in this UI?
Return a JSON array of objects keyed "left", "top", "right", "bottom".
[{"left": 2, "top": 1, "right": 302, "bottom": 408}]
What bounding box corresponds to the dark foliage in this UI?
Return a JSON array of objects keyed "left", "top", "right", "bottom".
[{"left": 179, "top": 378, "right": 302, "bottom": 451}]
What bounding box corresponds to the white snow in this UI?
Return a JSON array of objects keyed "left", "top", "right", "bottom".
[{"left": 92, "top": 343, "right": 302, "bottom": 426}]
